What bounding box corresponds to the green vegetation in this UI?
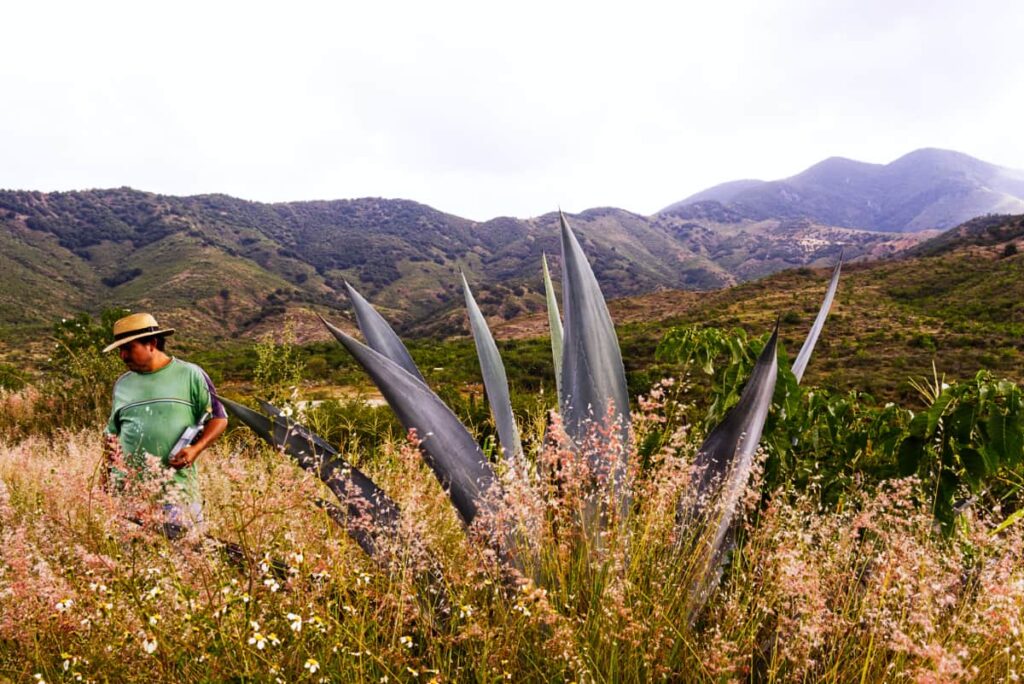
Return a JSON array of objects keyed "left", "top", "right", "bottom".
[
  {"left": 2, "top": 213, "right": 1024, "bottom": 681},
  {"left": 0, "top": 187, "right": 923, "bottom": 355}
]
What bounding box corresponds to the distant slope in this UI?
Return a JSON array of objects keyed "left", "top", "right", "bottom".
[
  {"left": 663, "top": 148, "right": 1024, "bottom": 232},
  {"left": 0, "top": 190, "right": 732, "bottom": 347},
  {"left": 494, "top": 213, "right": 1024, "bottom": 401},
  {"left": 0, "top": 186, "right": 930, "bottom": 354},
  {"left": 906, "top": 214, "right": 1024, "bottom": 257}
]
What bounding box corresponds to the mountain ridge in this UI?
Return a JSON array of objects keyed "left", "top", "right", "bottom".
[
  {"left": 0, "top": 186, "right": 918, "bottom": 355},
  {"left": 663, "top": 148, "right": 1024, "bottom": 231},
  {"left": 2, "top": 146, "right": 1008, "bottom": 354}
]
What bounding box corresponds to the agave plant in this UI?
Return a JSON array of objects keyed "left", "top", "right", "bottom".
[
  {"left": 226, "top": 213, "right": 843, "bottom": 606},
  {"left": 221, "top": 396, "right": 399, "bottom": 558}
]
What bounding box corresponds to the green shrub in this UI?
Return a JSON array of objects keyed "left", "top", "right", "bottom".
[
  {"left": 29, "top": 308, "right": 131, "bottom": 433},
  {"left": 0, "top": 362, "right": 26, "bottom": 391},
  {"left": 252, "top": 324, "right": 305, "bottom": 406}
]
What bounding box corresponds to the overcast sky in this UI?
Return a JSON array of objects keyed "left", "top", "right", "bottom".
[{"left": 2, "top": 0, "right": 1023, "bottom": 221}]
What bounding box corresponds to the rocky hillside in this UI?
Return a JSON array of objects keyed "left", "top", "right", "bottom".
[{"left": 0, "top": 188, "right": 918, "bottom": 351}]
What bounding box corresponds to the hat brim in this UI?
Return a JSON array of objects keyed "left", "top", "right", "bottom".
[{"left": 103, "top": 328, "right": 175, "bottom": 353}]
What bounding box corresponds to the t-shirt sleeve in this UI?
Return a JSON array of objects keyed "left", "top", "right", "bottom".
[
  {"left": 189, "top": 366, "right": 213, "bottom": 424},
  {"left": 200, "top": 368, "right": 227, "bottom": 420}
]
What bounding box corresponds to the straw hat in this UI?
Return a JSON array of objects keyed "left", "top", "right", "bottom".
[{"left": 103, "top": 312, "right": 175, "bottom": 352}]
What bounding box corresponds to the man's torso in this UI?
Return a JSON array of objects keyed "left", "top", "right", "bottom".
[{"left": 107, "top": 358, "right": 212, "bottom": 503}]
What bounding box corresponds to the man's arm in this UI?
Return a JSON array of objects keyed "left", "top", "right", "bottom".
[
  {"left": 168, "top": 417, "right": 228, "bottom": 469},
  {"left": 170, "top": 365, "right": 229, "bottom": 469}
]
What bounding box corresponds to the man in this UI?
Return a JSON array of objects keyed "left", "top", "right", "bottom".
[{"left": 102, "top": 312, "right": 228, "bottom": 535}]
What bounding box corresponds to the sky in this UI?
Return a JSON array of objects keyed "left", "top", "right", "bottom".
[{"left": 2, "top": 0, "right": 1024, "bottom": 221}]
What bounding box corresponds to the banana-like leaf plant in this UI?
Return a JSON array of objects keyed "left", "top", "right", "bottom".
[
  {"left": 462, "top": 273, "right": 524, "bottom": 468},
  {"left": 221, "top": 397, "right": 399, "bottom": 558}
]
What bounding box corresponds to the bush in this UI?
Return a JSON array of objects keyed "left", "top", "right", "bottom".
[
  {"left": 252, "top": 324, "right": 305, "bottom": 406},
  {"left": 37, "top": 309, "right": 132, "bottom": 432},
  {"left": 0, "top": 362, "right": 26, "bottom": 391}
]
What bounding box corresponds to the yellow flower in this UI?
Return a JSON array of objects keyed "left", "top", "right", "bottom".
[{"left": 304, "top": 658, "right": 320, "bottom": 674}]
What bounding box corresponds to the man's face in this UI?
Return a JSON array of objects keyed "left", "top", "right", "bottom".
[{"left": 118, "top": 338, "right": 158, "bottom": 372}]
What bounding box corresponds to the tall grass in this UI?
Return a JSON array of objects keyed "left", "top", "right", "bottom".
[{"left": 2, "top": 390, "right": 1022, "bottom": 682}]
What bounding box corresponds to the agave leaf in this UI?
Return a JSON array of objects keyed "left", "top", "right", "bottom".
[
  {"left": 558, "top": 212, "right": 631, "bottom": 492},
  {"left": 461, "top": 273, "right": 524, "bottom": 467},
  {"left": 682, "top": 325, "right": 779, "bottom": 615},
  {"left": 222, "top": 397, "right": 399, "bottom": 557},
  {"left": 791, "top": 254, "right": 843, "bottom": 384},
  {"left": 320, "top": 316, "right": 502, "bottom": 528},
  {"left": 542, "top": 253, "right": 564, "bottom": 405},
  {"left": 257, "top": 399, "right": 339, "bottom": 458},
  {"left": 688, "top": 325, "right": 779, "bottom": 521},
  {"left": 344, "top": 281, "right": 426, "bottom": 384}
]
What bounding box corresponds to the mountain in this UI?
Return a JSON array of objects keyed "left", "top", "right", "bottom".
[
  {"left": 0, "top": 190, "right": 735, "bottom": 348},
  {"left": 663, "top": 148, "right": 1024, "bottom": 232},
  {"left": 0, "top": 179, "right": 940, "bottom": 357}
]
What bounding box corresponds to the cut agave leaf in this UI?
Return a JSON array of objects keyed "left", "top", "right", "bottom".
[
  {"left": 542, "top": 253, "right": 564, "bottom": 405},
  {"left": 222, "top": 397, "right": 399, "bottom": 557},
  {"left": 320, "top": 316, "right": 503, "bottom": 529},
  {"left": 791, "top": 254, "right": 843, "bottom": 384},
  {"left": 345, "top": 281, "right": 427, "bottom": 384},
  {"left": 558, "top": 212, "right": 631, "bottom": 493},
  {"left": 684, "top": 324, "right": 779, "bottom": 563},
  {"left": 462, "top": 273, "right": 524, "bottom": 467}
]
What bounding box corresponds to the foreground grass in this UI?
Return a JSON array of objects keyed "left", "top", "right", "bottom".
[{"left": 2, "top": 415, "right": 1023, "bottom": 683}]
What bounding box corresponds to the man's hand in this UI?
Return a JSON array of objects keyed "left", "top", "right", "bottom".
[
  {"left": 101, "top": 432, "right": 123, "bottom": 490},
  {"left": 168, "top": 417, "right": 227, "bottom": 469},
  {"left": 169, "top": 444, "right": 200, "bottom": 469}
]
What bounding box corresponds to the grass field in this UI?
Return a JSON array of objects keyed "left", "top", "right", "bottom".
[{"left": 2, "top": 227, "right": 1023, "bottom": 681}]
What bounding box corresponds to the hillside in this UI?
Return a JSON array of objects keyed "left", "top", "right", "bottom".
[
  {"left": 663, "top": 148, "right": 1024, "bottom": 232},
  {"left": 0, "top": 188, "right": 918, "bottom": 354},
  {"left": 491, "top": 213, "right": 1024, "bottom": 401}
]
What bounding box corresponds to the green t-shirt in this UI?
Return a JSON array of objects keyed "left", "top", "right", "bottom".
[{"left": 106, "top": 358, "right": 214, "bottom": 504}]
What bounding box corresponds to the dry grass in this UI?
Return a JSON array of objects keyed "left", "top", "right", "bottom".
[{"left": 2, "top": 399, "right": 1023, "bottom": 682}]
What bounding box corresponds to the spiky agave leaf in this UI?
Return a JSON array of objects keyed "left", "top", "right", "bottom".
[
  {"left": 687, "top": 325, "right": 779, "bottom": 523},
  {"left": 461, "top": 273, "right": 524, "bottom": 467},
  {"left": 542, "top": 253, "right": 564, "bottom": 405},
  {"left": 222, "top": 397, "right": 399, "bottom": 557},
  {"left": 558, "top": 212, "right": 631, "bottom": 499},
  {"left": 344, "top": 281, "right": 427, "bottom": 384},
  {"left": 791, "top": 254, "right": 843, "bottom": 384},
  {"left": 681, "top": 325, "right": 779, "bottom": 614},
  {"left": 320, "top": 316, "right": 505, "bottom": 531},
  {"left": 257, "top": 399, "right": 340, "bottom": 458}
]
